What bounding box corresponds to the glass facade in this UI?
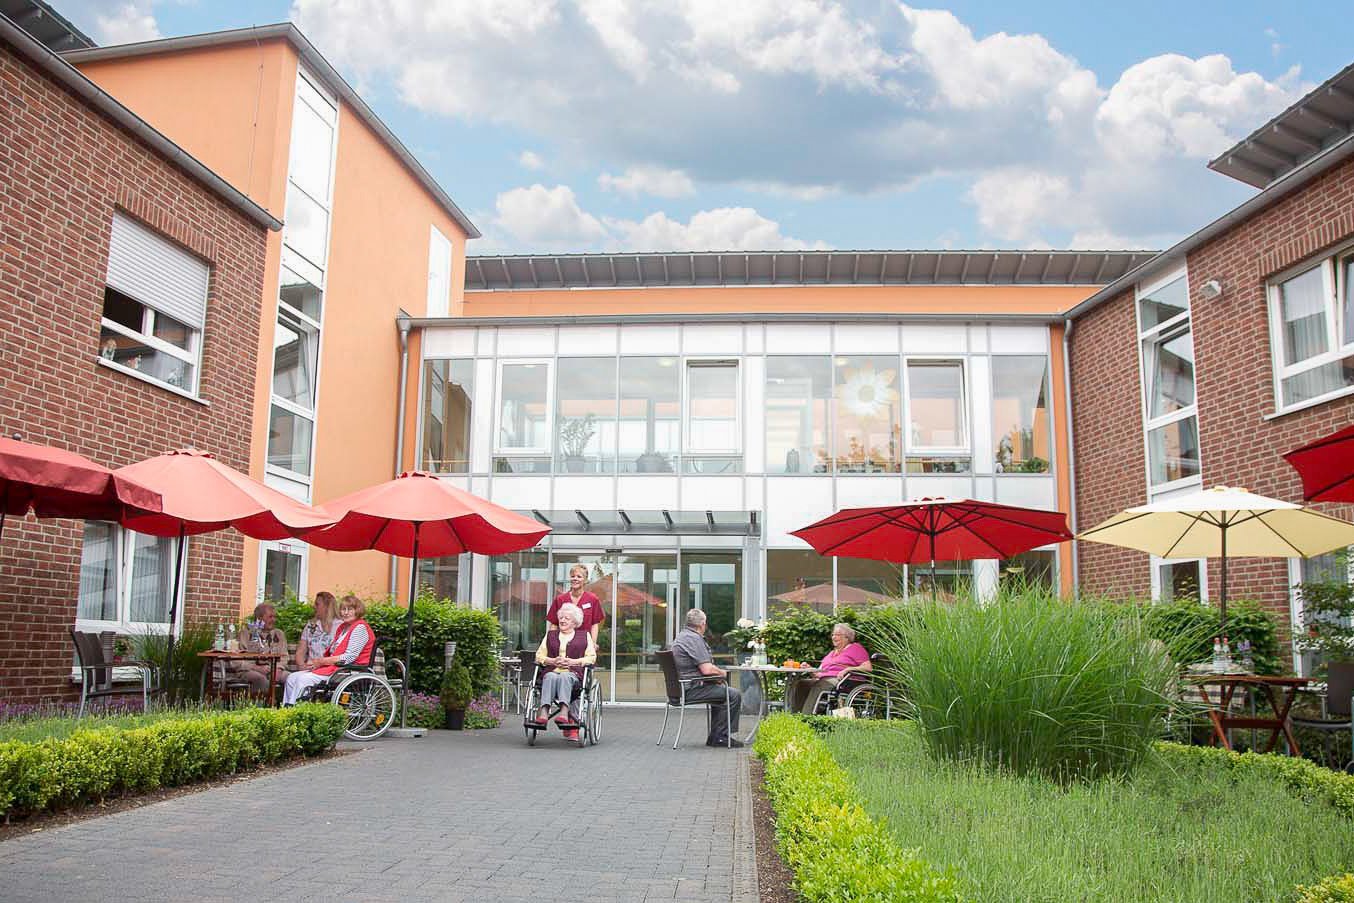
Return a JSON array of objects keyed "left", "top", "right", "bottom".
[
  {"left": 555, "top": 358, "right": 617, "bottom": 473},
  {"left": 834, "top": 355, "right": 901, "bottom": 473},
  {"left": 992, "top": 356, "right": 1049, "bottom": 473},
  {"left": 619, "top": 356, "right": 680, "bottom": 473},
  {"left": 765, "top": 549, "right": 833, "bottom": 615},
  {"left": 765, "top": 357, "right": 831, "bottom": 474},
  {"left": 422, "top": 359, "right": 473, "bottom": 472}
]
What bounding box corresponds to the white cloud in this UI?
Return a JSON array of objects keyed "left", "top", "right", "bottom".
[
  {"left": 59, "top": 0, "right": 161, "bottom": 44},
  {"left": 291, "top": 0, "right": 1308, "bottom": 249},
  {"left": 598, "top": 165, "right": 695, "bottom": 198},
  {"left": 484, "top": 184, "right": 823, "bottom": 252},
  {"left": 518, "top": 150, "right": 545, "bottom": 170}
]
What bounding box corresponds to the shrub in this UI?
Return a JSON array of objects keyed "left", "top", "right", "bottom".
[
  {"left": 1138, "top": 597, "right": 1281, "bottom": 675},
  {"left": 1297, "top": 874, "right": 1354, "bottom": 903},
  {"left": 465, "top": 693, "right": 503, "bottom": 730},
  {"left": 129, "top": 623, "right": 218, "bottom": 702},
  {"left": 274, "top": 600, "right": 315, "bottom": 643},
  {"left": 870, "top": 586, "right": 1179, "bottom": 782},
  {"left": 364, "top": 593, "right": 503, "bottom": 697},
  {"left": 0, "top": 703, "right": 344, "bottom": 819},
  {"left": 400, "top": 693, "right": 444, "bottom": 730},
  {"left": 440, "top": 661, "right": 473, "bottom": 711},
  {"left": 754, "top": 714, "right": 962, "bottom": 902},
  {"left": 1154, "top": 741, "right": 1354, "bottom": 819}
]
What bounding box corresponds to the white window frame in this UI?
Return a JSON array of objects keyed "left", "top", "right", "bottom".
[
  {"left": 1149, "top": 555, "right": 1209, "bottom": 604},
  {"left": 256, "top": 540, "right": 309, "bottom": 605},
  {"left": 494, "top": 358, "right": 554, "bottom": 455},
  {"left": 1135, "top": 269, "right": 1202, "bottom": 495},
  {"left": 989, "top": 353, "right": 1051, "bottom": 474},
  {"left": 902, "top": 355, "right": 970, "bottom": 455},
  {"left": 683, "top": 358, "right": 742, "bottom": 456},
  {"left": 1287, "top": 551, "right": 1353, "bottom": 676},
  {"left": 99, "top": 290, "right": 202, "bottom": 396},
  {"left": 1266, "top": 244, "right": 1354, "bottom": 414},
  {"left": 74, "top": 523, "right": 185, "bottom": 636}
]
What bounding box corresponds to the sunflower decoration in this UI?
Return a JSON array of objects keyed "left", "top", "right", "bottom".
[{"left": 836, "top": 364, "right": 899, "bottom": 421}]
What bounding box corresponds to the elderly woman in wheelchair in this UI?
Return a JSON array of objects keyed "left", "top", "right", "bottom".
[
  {"left": 789, "top": 622, "right": 873, "bottom": 714},
  {"left": 529, "top": 602, "right": 595, "bottom": 742},
  {"left": 283, "top": 595, "right": 374, "bottom": 706}
]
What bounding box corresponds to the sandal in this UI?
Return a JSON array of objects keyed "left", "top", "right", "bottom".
[{"left": 563, "top": 728, "right": 579, "bottom": 742}]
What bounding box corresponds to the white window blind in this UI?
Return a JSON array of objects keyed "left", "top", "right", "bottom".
[
  {"left": 106, "top": 213, "right": 209, "bottom": 330},
  {"left": 427, "top": 225, "right": 452, "bottom": 318}
]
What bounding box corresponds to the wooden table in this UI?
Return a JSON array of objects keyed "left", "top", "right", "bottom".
[
  {"left": 1184, "top": 673, "right": 1310, "bottom": 756},
  {"left": 198, "top": 650, "right": 285, "bottom": 707}
]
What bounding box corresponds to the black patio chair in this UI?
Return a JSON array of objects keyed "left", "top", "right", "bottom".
[
  {"left": 70, "top": 629, "right": 161, "bottom": 718},
  {"left": 654, "top": 649, "right": 733, "bottom": 749},
  {"left": 1292, "top": 661, "right": 1354, "bottom": 771}
]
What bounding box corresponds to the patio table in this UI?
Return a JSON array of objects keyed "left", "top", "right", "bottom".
[
  {"left": 1184, "top": 673, "right": 1310, "bottom": 756},
  {"left": 198, "top": 650, "right": 285, "bottom": 707},
  {"left": 724, "top": 664, "right": 815, "bottom": 742}
]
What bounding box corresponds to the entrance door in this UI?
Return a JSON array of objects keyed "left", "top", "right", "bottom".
[
  {"left": 613, "top": 553, "right": 678, "bottom": 703},
  {"left": 680, "top": 553, "right": 742, "bottom": 668}
]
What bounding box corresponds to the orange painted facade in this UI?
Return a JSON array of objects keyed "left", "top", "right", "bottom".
[{"left": 74, "top": 36, "right": 469, "bottom": 611}]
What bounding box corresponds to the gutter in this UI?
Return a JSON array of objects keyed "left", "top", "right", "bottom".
[
  {"left": 1062, "top": 319, "right": 1079, "bottom": 598},
  {"left": 391, "top": 313, "right": 411, "bottom": 600},
  {"left": 1066, "top": 130, "right": 1354, "bottom": 320},
  {"left": 0, "top": 14, "right": 281, "bottom": 232}
]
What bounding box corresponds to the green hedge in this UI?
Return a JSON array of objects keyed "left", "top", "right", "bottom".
[
  {"left": 1154, "top": 741, "right": 1354, "bottom": 819},
  {"left": 754, "top": 714, "right": 962, "bottom": 902},
  {"left": 1138, "top": 598, "right": 1281, "bottom": 675},
  {"left": 0, "top": 704, "right": 345, "bottom": 819}
]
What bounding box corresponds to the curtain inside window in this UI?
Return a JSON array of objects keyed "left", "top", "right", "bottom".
[
  {"left": 129, "top": 532, "right": 174, "bottom": 624},
  {"left": 1280, "top": 266, "right": 1329, "bottom": 365},
  {"left": 77, "top": 522, "right": 118, "bottom": 621}
]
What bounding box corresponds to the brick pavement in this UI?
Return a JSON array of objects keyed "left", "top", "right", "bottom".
[{"left": 0, "top": 709, "right": 758, "bottom": 903}]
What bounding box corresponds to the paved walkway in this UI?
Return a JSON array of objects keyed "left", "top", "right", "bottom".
[{"left": 0, "top": 709, "right": 758, "bottom": 903}]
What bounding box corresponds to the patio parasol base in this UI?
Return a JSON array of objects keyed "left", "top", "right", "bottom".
[{"left": 384, "top": 727, "right": 427, "bottom": 739}]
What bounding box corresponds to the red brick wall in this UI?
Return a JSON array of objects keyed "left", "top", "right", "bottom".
[
  {"left": 1071, "top": 155, "right": 1354, "bottom": 640},
  {"left": 0, "top": 41, "right": 269, "bottom": 701}
]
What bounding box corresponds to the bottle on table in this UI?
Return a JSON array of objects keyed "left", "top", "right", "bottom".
[
  {"left": 226, "top": 622, "right": 238, "bottom": 652},
  {"left": 214, "top": 623, "right": 225, "bottom": 651},
  {"left": 1212, "top": 637, "right": 1223, "bottom": 672}
]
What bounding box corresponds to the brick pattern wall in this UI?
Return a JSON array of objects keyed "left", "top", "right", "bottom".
[
  {"left": 0, "top": 42, "right": 268, "bottom": 700},
  {"left": 1071, "top": 155, "right": 1354, "bottom": 644}
]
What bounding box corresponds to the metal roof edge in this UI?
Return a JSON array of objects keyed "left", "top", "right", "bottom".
[
  {"left": 0, "top": 14, "right": 281, "bottom": 231},
  {"left": 404, "top": 311, "right": 1063, "bottom": 328},
  {"left": 1065, "top": 130, "right": 1354, "bottom": 321},
  {"left": 62, "top": 23, "right": 481, "bottom": 239}
]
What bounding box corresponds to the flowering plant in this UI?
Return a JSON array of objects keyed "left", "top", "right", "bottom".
[
  {"left": 464, "top": 692, "right": 503, "bottom": 730},
  {"left": 401, "top": 692, "right": 443, "bottom": 729}
]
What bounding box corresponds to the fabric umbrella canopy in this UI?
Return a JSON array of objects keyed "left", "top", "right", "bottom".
[
  {"left": 113, "top": 448, "right": 336, "bottom": 671},
  {"left": 790, "top": 498, "right": 1073, "bottom": 589},
  {"left": 1283, "top": 424, "right": 1354, "bottom": 503},
  {"left": 0, "top": 435, "right": 161, "bottom": 541},
  {"left": 1078, "top": 485, "right": 1354, "bottom": 635},
  {"left": 770, "top": 583, "right": 882, "bottom": 608},
  {"left": 306, "top": 471, "right": 551, "bottom": 726}
]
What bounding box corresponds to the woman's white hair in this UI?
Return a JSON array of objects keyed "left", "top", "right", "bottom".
[
  {"left": 833, "top": 623, "right": 856, "bottom": 643},
  {"left": 556, "top": 602, "right": 584, "bottom": 629}
]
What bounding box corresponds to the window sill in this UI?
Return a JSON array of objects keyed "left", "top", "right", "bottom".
[
  {"left": 1264, "top": 385, "right": 1354, "bottom": 421},
  {"left": 97, "top": 358, "right": 208, "bottom": 406}
]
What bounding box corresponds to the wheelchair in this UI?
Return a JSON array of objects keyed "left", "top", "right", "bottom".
[
  {"left": 808, "top": 654, "right": 896, "bottom": 719},
  {"left": 519, "top": 649, "right": 602, "bottom": 747},
  {"left": 302, "top": 637, "right": 405, "bottom": 742}
]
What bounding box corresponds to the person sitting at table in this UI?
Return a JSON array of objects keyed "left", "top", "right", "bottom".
[
  {"left": 232, "top": 602, "right": 289, "bottom": 693},
  {"left": 670, "top": 608, "right": 743, "bottom": 748},
  {"left": 531, "top": 602, "right": 595, "bottom": 742},
  {"left": 282, "top": 596, "right": 374, "bottom": 705},
  {"left": 545, "top": 563, "right": 605, "bottom": 644},
  {"left": 295, "top": 591, "right": 339, "bottom": 671},
  {"left": 789, "top": 623, "right": 872, "bottom": 714}
]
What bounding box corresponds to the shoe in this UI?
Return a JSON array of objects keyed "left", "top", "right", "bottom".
[
  {"left": 554, "top": 710, "right": 573, "bottom": 725},
  {"left": 706, "top": 738, "right": 745, "bottom": 748},
  {"left": 563, "top": 728, "right": 580, "bottom": 742}
]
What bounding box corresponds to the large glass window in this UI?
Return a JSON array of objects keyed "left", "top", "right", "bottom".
[
  {"left": 766, "top": 550, "right": 833, "bottom": 615},
  {"left": 833, "top": 355, "right": 901, "bottom": 473},
  {"left": 765, "top": 357, "right": 831, "bottom": 474},
  {"left": 555, "top": 358, "right": 618, "bottom": 473},
  {"left": 1146, "top": 417, "right": 1201, "bottom": 485},
  {"left": 76, "top": 523, "right": 180, "bottom": 631},
  {"left": 992, "top": 356, "right": 1049, "bottom": 473},
  {"left": 619, "top": 357, "right": 680, "bottom": 473},
  {"left": 418, "top": 556, "right": 461, "bottom": 601},
  {"left": 421, "top": 359, "right": 473, "bottom": 473},
  {"left": 99, "top": 288, "right": 198, "bottom": 393},
  {"left": 496, "top": 362, "right": 551, "bottom": 473},
  {"left": 836, "top": 557, "right": 907, "bottom": 608},
  {"left": 267, "top": 405, "right": 314, "bottom": 475},
  {"left": 491, "top": 549, "right": 550, "bottom": 652},
  {"left": 1269, "top": 254, "right": 1354, "bottom": 410},
  {"left": 682, "top": 554, "right": 741, "bottom": 663},
  {"left": 1144, "top": 327, "right": 1195, "bottom": 417},
  {"left": 1138, "top": 273, "right": 1200, "bottom": 489},
  {"left": 272, "top": 313, "right": 318, "bottom": 409},
  {"left": 1137, "top": 275, "right": 1189, "bottom": 330},
  {"left": 684, "top": 360, "right": 740, "bottom": 473},
  {"left": 999, "top": 550, "right": 1056, "bottom": 592},
  {"left": 279, "top": 263, "right": 322, "bottom": 321},
  {"left": 907, "top": 360, "right": 967, "bottom": 450}
]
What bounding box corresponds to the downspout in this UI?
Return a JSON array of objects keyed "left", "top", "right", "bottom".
[
  {"left": 390, "top": 314, "right": 411, "bottom": 599},
  {"left": 1062, "top": 318, "right": 1079, "bottom": 598}
]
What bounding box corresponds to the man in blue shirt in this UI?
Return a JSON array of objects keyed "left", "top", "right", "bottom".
[{"left": 669, "top": 608, "right": 742, "bottom": 748}]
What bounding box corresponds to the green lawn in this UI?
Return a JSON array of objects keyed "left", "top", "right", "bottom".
[{"left": 825, "top": 723, "right": 1354, "bottom": 903}]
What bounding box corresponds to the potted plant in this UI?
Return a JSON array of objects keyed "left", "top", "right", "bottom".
[
  {"left": 440, "top": 660, "right": 473, "bottom": 730},
  {"left": 558, "top": 414, "right": 596, "bottom": 472}
]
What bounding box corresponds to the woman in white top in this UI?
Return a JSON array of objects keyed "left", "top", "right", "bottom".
[{"left": 295, "top": 591, "right": 339, "bottom": 671}]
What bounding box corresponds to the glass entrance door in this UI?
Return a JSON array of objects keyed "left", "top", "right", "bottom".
[
  {"left": 613, "top": 553, "right": 678, "bottom": 702},
  {"left": 681, "top": 553, "right": 742, "bottom": 668}
]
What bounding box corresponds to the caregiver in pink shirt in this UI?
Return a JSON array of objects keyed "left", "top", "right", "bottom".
[{"left": 790, "top": 622, "right": 872, "bottom": 713}]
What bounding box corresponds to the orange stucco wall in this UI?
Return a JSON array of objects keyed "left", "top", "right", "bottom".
[{"left": 1049, "top": 322, "right": 1075, "bottom": 596}]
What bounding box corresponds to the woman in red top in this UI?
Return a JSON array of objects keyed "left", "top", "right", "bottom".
[{"left": 546, "top": 563, "right": 605, "bottom": 643}]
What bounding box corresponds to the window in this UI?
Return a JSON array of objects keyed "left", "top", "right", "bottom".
[
  {"left": 992, "top": 356, "right": 1049, "bottom": 473},
  {"left": 100, "top": 213, "right": 208, "bottom": 395},
  {"left": 1268, "top": 252, "right": 1354, "bottom": 410},
  {"left": 1152, "top": 559, "right": 1204, "bottom": 603},
  {"left": 259, "top": 542, "right": 305, "bottom": 605},
  {"left": 272, "top": 312, "right": 319, "bottom": 410},
  {"left": 766, "top": 550, "right": 833, "bottom": 615},
  {"left": 427, "top": 226, "right": 452, "bottom": 318},
  {"left": 279, "top": 261, "right": 322, "bottom": 321},
  {"left": 619, "top": 357, "right": 679, "bottom": 473},
  {"left": 555, "top": 358, "right": 618, "bottom": 473},
  {"left": 833, "top": 355, "right": 901, "bottom": 473},
  {"left": 684, "top": 360, "right": 740, "bottom": 473},
  {"left": 906, "top": 359, "right": 968, "bottom": 473},
  {"left": 1138, "top": 273, "right": 1200, "bottom": 489},
  {"left": 999, "top": 550, "right": 1056, "bottom": 592},
  {"left": 418, "top": 556, "right": 461, "bottom": 601},
  {"left": 76, "top": 522, "right": 181, "bottom": 632},
  {"left": 421, "top": 359, "right": 473, "bottom": 473},
  {"left": 495, "top": 361, "right": 552, "bottom": 472},
  {"left": 490, "top": 549, "right": 550, "bottom": 651},
  {"left": 765, "top": 357, "right": 831, "bottom": 474},
  {"left": 267, "top": 405, "right": 314, "bottom": 475}
]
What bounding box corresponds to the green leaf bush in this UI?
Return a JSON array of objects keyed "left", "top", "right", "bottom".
[
  {"left": 1153, "top": 740, "right": 1354, "bottom": 819},
  {"left": 1297, "top": 874, "right": 1354, "bottom": 903},
  {"left": 1138, "top": 597, "right": 1281, "bottom": 674},
  {"left": 363, "top": 594, "right": 504, "bottom": 697},
  {"left": 0, "top": 703, "right": 344, "bottom": 819},
  {"left": 754, "top": 714, "right": 962, "bottom": 902}
]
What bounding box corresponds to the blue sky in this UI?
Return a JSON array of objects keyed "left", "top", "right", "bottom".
[{"left": 55, "top": 1, "right": 1351, "bottom": 256}]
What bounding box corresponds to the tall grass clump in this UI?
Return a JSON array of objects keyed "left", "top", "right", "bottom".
[{"left": 870, "top": 586, "right": 1186, "bottom": 782}]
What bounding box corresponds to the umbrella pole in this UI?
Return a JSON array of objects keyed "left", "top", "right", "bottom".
[
  {"left": 402, "top": 526, "right": 420, "bottom": 729},
  {"left": 165, "top": 524, "right": 186, "bottom": 704},
  {"left": 1218, "top": 523, "right": 1228, "bottom": 641}
]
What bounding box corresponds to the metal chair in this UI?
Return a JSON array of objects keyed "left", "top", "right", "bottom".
[
  {"left": 70, "top": 629, "right": 160, "bottom": 718},
  {"left": 655, "top": 649, "right": 732, "bottom": 749},
  {"left": 1292, "top": 661, "right": 1354, "bottom": 771}
]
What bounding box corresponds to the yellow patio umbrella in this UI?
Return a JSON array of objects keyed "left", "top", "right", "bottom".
[{"left": 1078, "top": 485, "right": 1354, "bottom": 635}]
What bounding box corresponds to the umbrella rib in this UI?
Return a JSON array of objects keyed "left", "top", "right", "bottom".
[
  {"left": 1161, "top": 512, "right": 1207, "bottom": 559},
  {"left": 1306, "top": 471, "right": 1354, "bottom": 500},
  {"left": 815, "top": 512, "right": 893, "bottom": 556},
  {"left": 1248, "top": 512, "right": 1310, "bottom": 557},
  {"left": 443, "top": 514, "right": 468, "bottom": 555},
  {"left": 370, "top": 518, "right": 395, "bottom": 550},
  {"left": 1079, "top": 509, "right": 1157, "bottom": 537}
]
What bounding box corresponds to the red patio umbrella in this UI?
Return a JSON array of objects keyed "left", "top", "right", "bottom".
[
  {"left": 306, "top": 471, "right": 550, "bottom": 726},
  {"left": 1283, "top": 424, "right": 1354, "bottom": 503},
  {"left": 790, "top": 497, "right": 1072, "bottom": 590},
  {"left": 0, "top": 435, "right": 161, "bottom": 541},
  {"left": 113, "top": 449, "right": 336, "bottom": 670}
]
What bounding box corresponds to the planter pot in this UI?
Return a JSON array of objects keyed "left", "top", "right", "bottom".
[
  {"left": 636, "top": 452, "right": 670, "bottom": 473},
  {"left": 444, "top": 708, "right": 466, "bottom": 730},
  {"left": 563, "top": 456, "right": 585, "bottom": 473}
]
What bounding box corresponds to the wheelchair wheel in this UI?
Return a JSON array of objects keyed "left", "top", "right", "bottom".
[
  {"left": 586, "top": 687, "right": 602, "bottom": 745},
  {"left": 842, "top": 683, "right": 888, "bottom": 720},
  {"left": 333, "top": 673, "right": 396, "bottom": 741}
]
